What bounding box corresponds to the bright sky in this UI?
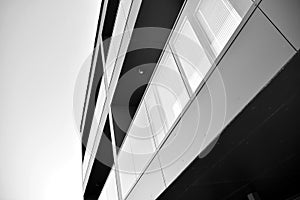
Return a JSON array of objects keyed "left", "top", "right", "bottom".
[{"left": 0, "top": 0, "right": 101, "bottom": 199}]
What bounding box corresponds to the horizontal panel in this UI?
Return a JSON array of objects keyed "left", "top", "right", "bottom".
[
  {"left": 158, "top": 85, "right": 210, "bottom": 186},
  {"left": 155, "top": 7, "right": 294, "bottom": 191},
  {"left": 260, "top": 0, "right": 300, "bottom": 50},
  {"left": 217, "top": 9, "right": 294, "bottom": 126}
]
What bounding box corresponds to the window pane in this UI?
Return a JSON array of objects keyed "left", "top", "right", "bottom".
[
  {"left": 151, "top": 50, "right": 190, "bottom": 130},
  {"left": 144, "top": 87, "right": 167, "bottom": 146},
  {"left": 173, "top": 20, "right": 211, "bottom": 92},
  {"left": 118, "top": 137, "right": 136, "bottom": 198},
  {"left": 129, "top": 101, "right": 156, "bottom": 175},
  {"left": 196, "top": 0, "right": 243, "bottom": 56}
]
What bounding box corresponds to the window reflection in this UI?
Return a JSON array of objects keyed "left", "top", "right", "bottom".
[
  {"left": 117, "top": 137, "right": 136, "bottom": 199},
  {"left": 173, "top": 19, "right": 211, "bottom": 92},
  {"left": 151, "top": 50, "right": 190, "bottom": 130},
  {"left": 144, "top": 87, "right": 167, "bottom": 146},
  {"left": 129, "top": 101, "right": 156, "bottom": 174},
  {"left": 196, "top": 0, "right": 242, "bottom": 56},
  {"left": 116, "top": 48, "right": 190, "bottom": 197}
]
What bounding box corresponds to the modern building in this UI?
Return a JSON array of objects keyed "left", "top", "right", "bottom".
[{"left": 80, "top": 0, "right": 300, "bottom": 199}]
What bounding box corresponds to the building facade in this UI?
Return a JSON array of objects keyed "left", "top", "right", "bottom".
[{"left": 80, "top": 0, "right": 300, "bottom": 199}]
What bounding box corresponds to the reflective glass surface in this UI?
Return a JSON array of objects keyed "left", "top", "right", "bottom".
[
  {"left": 144, "top": 87, "right": 167, "bottom": 146},
  {"left": 173, "top": 19, "right": 211, "bottom": 92},
  {"left": 151, "top": 50, "right": 190, "bottom": 130},
  {"left": 129, "top": 101, "right": 156, "bottom": 174},
  {"left": 117, "top": 137, "right": 136, "bottom": 199},
  {"left": 196, "top": 0, "right": 243, "bottom": 56}
]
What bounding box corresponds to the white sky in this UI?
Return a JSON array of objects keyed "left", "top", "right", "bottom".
[{"left": 0, "top": 0, "right": 101, "bottom": 199}]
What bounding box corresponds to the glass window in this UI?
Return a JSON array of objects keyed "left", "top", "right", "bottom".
[
  {"left": 173, "top": 19, "right": 211, "bottom": 92},
  {"left": 144, "top": 87, "right": 167, "bottom": 146},
  {"left": 151, "top": 50, "right": 190, "bottom": 130},
  {"left": 129, "top": 101, "right": 156, "bottom": 175},
  {"left": 196, "top": 0, "right": 243, "bottom": 56},
  {"left": 117, "top": 137, "right": 136, "bottom": 199}
]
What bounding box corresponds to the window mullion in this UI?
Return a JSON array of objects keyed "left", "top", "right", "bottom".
[{"left": 169, "top": 45, "right": 194, "bottom": 97}]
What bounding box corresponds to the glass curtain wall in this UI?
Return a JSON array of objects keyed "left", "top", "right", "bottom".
[
  {"left": 97, "top": 0, "right": 253, "bottom": 199},
  {"left": 115, "top": 0, "right": 252, "bottom": 199}
]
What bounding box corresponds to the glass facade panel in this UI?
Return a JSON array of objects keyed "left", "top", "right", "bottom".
[
  {"left": 129, "top": 101, "right": 156, "bottom": 174},
  {"left": 173, "top": 20, "right": 211, "bottom": 92},
  {"left": 151, "top": 51, "right": 190, "bottom": 130},
  {"left": 196, "top": 0, "right": 242, "bottom": 56},
  {"left": 85, "top": 1, "right": 255, "bottom": 199},
  {"left": 117, "top": 137, "right": 136, "bottom": 199},
  {"left": 144, "top": 87, "right": 167, "bottom": 146}
]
